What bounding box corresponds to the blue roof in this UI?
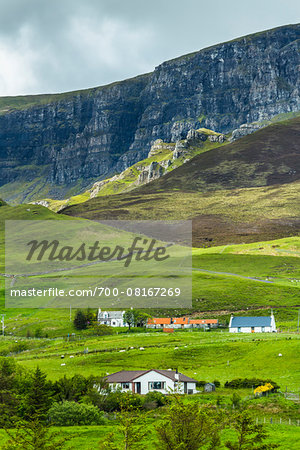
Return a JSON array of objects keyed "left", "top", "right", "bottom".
[{"left": 230, "top": 316, "right": 271, "bottom": 327}]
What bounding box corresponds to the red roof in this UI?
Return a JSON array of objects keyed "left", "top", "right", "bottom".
[
  {"left": 173, "top": 317, "right": 189, "bottom": 324},
  {"left": 148, "top": 317, "right": 218, "bottom": 325},
  {"left": 189, "top": 319, "right": 218, "bottom": 324},
  {"left": 148, "top": 318, "right": 171, "bottom": 325}
]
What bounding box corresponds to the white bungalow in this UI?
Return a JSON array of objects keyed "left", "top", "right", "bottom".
[
  {"left": 105, "top": 369, "right": 197, "bottom": 395},
  {"left": 97, "top": 309, "right": 126, "bottom": 327},
  {"left": 229, "top": 313, "right": 277, "bottom": 333}
]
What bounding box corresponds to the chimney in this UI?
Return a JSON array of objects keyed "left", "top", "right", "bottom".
[{"left": 174, "top": 368, "right": 179, "bottom": 381}]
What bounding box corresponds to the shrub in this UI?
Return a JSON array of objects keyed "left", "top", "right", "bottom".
[
  {"left": 48, "top": 401, "right": 105, "bottom": 426},
  {"left": 213, "top": 380, "right": 221, "bottom": 388},
  {"left": 90, "top": 324, "right": 115, "bottom": 336},
  {"left": 26, "top": 329, "right": 33, "bottom": 338},
  {"left": 100, "top": 391, "right": 143, "bottom": 413},
  {"left": 196, "top": 380, "right": 207, "bottom": 388},
  {"left": 231, "top": 393, "right": 242, "bottom": 408},
  {"left": 225, "top": 378, "right": 279, "bottom": 391},
  {"left": 34, "top": 328, "right": 43, "bottom": 338},
  {"left": 143, "top": 391, "right": 167, "bottom": 409}
]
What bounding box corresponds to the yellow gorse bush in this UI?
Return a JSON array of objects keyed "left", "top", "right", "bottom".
[{"left": 254, "top": 383, "right": 274, "bottom": 395}]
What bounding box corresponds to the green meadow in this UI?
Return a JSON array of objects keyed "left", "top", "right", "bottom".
[
  {"left": 1, "top": 331, "right": 298, "bottom": 391},
  {"left": 0, "top": 423, "right": 299, "bottom": 450}
]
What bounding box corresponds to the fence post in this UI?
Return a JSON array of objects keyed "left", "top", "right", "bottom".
[{"left": 280, "top": 417, "right": 282, "bottom": 424}]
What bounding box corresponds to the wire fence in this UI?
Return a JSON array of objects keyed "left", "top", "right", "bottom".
[{"left": 255, "top": 417, "right": 300, "bottom": 426}]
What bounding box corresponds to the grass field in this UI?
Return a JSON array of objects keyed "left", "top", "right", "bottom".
[
  {"left": 0, "top": 422, "right": 299, "bottom": 449},
  {"left": 0, "top": 209, "right": 299, "bottom": 335},
  {"left": 1, "top": 331, "right": 298, "bottom": 391}
]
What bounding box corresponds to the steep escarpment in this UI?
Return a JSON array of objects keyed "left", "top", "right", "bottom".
[
  {"left": 0, "top": 74, "right": 150, "bottom": 201},
  {"left": 61, "top": 116, "right": 300, "bottom": 245},
  {"left": 0, "top": 24, "right": 300, "bottom": 202}
]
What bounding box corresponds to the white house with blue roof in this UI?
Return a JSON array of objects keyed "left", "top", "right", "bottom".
[{"left": 229, "top": 313, "right": 277, "bottom": 333}]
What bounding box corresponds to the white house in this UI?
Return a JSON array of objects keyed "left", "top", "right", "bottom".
[
  {"left": 105, "top": 369, "right": 197, "bottom": 395},
  {"left": 229, "top": 313, "right": 277, "bottom": 333},
  {"left": 97, "top": 309, "right": 126, "bottom": 327}
]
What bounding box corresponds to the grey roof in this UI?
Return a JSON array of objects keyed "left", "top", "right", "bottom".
[
  {"left": 230, "top": 316, "right": 272, "bottom": 327},
  {"left": 105, "top": 369, "right": 197, "bottom": 383},
  {"left": 98, "top": 310, "right": 124, "bottom": 319},
  {"left": 106, "top": 371, "right": 147, "bottom": 383}
]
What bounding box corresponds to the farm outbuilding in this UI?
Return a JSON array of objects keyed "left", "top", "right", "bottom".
[{"left": 204, "top": 383, "right": 216, "bottom": 392}]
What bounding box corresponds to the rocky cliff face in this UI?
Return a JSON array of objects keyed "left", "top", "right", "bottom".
[{"left": 0, "top": 24, "right": 300, "bottom": 201}]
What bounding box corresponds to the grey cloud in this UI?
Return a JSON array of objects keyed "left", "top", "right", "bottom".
[{"left": 0, "top": 0, "right": 299, "bottom": 95}]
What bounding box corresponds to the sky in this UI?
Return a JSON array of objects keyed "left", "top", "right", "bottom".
[{"left": 0, "top": 0, "right": 299, "bottom": 97}]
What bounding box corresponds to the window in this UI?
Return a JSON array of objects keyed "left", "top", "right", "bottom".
[
  {"left": 261, "top": 326, "right": 265, "bottom": 332},
  {"left": 238, "top": 327, "right": 241, "bottom": 332},
  {"left": 121, "top": 383, "right": 130, "bottom": 389},
  {"left": 148, "top": 381, "right": 165, "bottom": 390}
]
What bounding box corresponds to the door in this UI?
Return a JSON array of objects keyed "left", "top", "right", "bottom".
[
  {"left": 251, "top": 327, "right": 254, "bottom": 333},
  {"left": 135, "top": 382, "right": 141, "bottom": 394}
]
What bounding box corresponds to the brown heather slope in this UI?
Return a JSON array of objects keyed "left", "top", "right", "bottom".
[
  {"left": 61, "top": 118, "right": 300, "bottom": 246},
  {"left": 137, "top": 116, "right": 300, "bottom": 193}
]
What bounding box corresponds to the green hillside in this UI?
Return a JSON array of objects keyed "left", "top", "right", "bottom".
[{"left": 2, "top": 331, "right": 298, "bottom": 389}]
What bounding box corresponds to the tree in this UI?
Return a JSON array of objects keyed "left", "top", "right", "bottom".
[
  {"left": 123, "top": 310, "right": 135, "bottom": 331},
  {"left": 231, "top": 393, "right": 242, "bottom": 409},
  {"left": 123, "top": 309, "right": 152, "bottom": 330},
  {"left": 86, "top": 308, "right": 97, "bottom": 326},
  {"left": 225, "top": 411, "right": 279, "bottom": 450},
  {"left": 53, "top": 374, "right": 90, "bottom": 402},
  {"left": 0, "top": 358, "right": 18, "bottom": 427},
  {"left": 156, "top": 395, "right": 221, "bottom": 449},
  {"left": 133, "top": 310, "right": 151, "bottom": 327},
  {"left": 4, "top": 418, "right": 74, "bottom": 450},
  {"left": 23, "top": 367, "right": 53, "bottom": 422},
  {"left": 73, "top": 309, "right": 88, "bottom": 330},
  {"left": 101, "top": 394, "right": 148, "bottom": 449}
]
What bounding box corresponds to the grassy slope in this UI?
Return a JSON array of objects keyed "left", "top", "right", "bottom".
[
  {"left": 136, "top": 116, "right": 300, "bottom": 193},
  {"left": 39, "top": 129, "right": 226, "bottom": 212},
  {"left": 3, "top": 331, "right": 299, "bottom": 389},
  {"left": 61, "top": 116, "right": 300, "bottom": 246},
  {"left": 0, "top": 422, "right": 299, "bottom": 449},
  {"left": 44, "top": 112, "right": 300, "bottom": 212},
  {"left": 0, "top": 232, "right": 299, "bottom": 337},
  {"left": 61, "top": 181, "right": 300, "bottom": 246}
]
